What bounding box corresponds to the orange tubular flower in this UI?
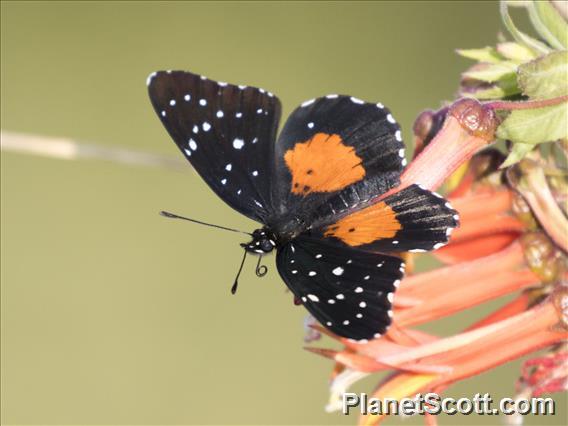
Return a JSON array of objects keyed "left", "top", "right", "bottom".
[{"left": 307, "top": 97, "right": 568, "bottom": 425}]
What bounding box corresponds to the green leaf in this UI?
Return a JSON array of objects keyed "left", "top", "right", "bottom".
[
  {"left": 518, "top": 50, "right": 568, "bottom": 99},
  {"left": 528, "top": 0, "right": 568, "bottom": 50},
  {"left": 501, "top": 142, "right": 535, "bottom": 168},
  {"left": 496, "top": 42, "right": 536, "bottom": 62},
  {"left": 500, "top": 1, "right": 551, "bottom": 55},
  {"left": 496, "top": 103, "right": 568, "bottom": 144},
  {"left": 456, "top": 47, "right": 504, "bottom": 63},
  {"left": 462, "top": 62, "right": 517, "bottom": 82},
  {"left": 464, "top": 77, "right": 521, "bottom": 99}
]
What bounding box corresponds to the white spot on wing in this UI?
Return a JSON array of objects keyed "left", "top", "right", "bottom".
[
  {"left": 189, "top": 139, "right": 197, "bottom": 151},
  {"left": 336, "top": 294, "right": 344, "bottom": 300},
  {"left": 359, "top": 301, "right": 367, "bottom": 308},
  {"left": 350, "top": 96, "right": 364, "bottom": 104},
  {"left": 146, "top": 72, "right": 157, "bottom": 86},
  {"left": 308, "top": 271, "right": 317, "bottom": 277},
  {"left": 332, "top": 267, "right": 344, "bottom": 276},
  {"left": 199, "top": 99, "right": 207, "bottom": 106},
  {"left": 202, "top": 122, "right": 211, "bottom": 132},
  {"left": 307, "top": 122, "right": 314, "bottom": 129},
  {"left": 169, "top": 99, "right": 176, "bottom": 106},
  {"left": 326, "top": 94, "right": 339, "bottom": 99},
  {"left": 252, "top": 170, "right": 259, "bottom": 177},
  {"left": 395, "top": 130, "right": 402, "bottom": 142},
  {"left": 387, "top": 114, "right": 396, "bottom": 123},
  {"left": 233, "top": 138, "right": 245, "bottom": 149},
  {"left": 225, "top": 163, "right": 232, "bottom": 171},
  {"left": 307, "top": 294, "right": 319, "bottom": 302},
  {"left": 301, "top": 98, "right": 315, "bottom": 107},
  {"left": 355, "top": 287, "right": 363, "bottom": 293},
  {"left": 184, "top": 94, "right": 191, "bottom": 101},
  {"left": 216, "top": 110, "right": 224, "bottom": 118}
]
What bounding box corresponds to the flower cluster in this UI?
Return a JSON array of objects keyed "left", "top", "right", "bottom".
[{"left": 306, "top": 4, "right": 567, "bottom": 421}]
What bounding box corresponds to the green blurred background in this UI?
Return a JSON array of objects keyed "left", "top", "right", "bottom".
[{"left": 1, "top": 1, "right": 565, "bottom": 425}]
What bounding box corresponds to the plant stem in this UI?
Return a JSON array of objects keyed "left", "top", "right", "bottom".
[{"left": 486, "top": 95, "right": 568, "bottom": 111}]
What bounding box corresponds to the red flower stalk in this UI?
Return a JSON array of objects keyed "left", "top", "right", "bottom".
[
  {"left": 433, "top": 188, "right": 522, "bottom": 263},
  {"left": 398, "top": 98, "right": 497, "bottom": 192},
  {"left": 393, "top": 241, "right": 540, "bottom": 327}
]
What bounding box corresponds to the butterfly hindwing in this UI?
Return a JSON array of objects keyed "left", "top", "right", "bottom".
[
  {"left": 269, "top": 96, "right": 405, "bottom": 223},
  {"left": 313, "top": 184, "right": 459, "bottom": 253},
  {"left": 276, "top": 235, "right": 404, "bottom": 341},
  {"left": 148, "top": 71, "right": 282, "bottom": 222}
]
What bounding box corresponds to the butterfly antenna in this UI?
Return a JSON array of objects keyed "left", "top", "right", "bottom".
[
  {"left": 255, "top": 256, "right": 268, "bottom": 277},
  {"left": 231, "top": 250, "right": 248, "bottom": 294},
  {"left": 160, "top": 211, "right": 252, "bottom": 236}
]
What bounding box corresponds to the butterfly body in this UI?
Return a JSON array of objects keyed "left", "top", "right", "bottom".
[{"left": 148, "top": 70, "right": 459, "bottom": 341}]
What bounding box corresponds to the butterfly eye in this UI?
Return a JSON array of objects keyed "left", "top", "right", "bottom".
[{"left": 260, "top": 240, "right": 274, "bottom": 252}]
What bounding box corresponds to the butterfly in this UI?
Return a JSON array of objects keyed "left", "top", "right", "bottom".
[{"left": 147, "top": 70, "right": 458, "bottom": 342}]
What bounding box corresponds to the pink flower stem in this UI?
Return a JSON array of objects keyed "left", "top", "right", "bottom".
[{"left": 396, "top": 98, "right": 498, "bottom": 193}]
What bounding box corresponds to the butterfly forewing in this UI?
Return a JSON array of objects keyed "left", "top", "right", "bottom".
[
  {"left": 148, "top": 71, "right": 282, "bottom": 222},
  {"left": 268, "top": 95, "right": 406, "bottom": 237},
  {"left": 276, "top": 235, "right": 404, "bottom": 341}
]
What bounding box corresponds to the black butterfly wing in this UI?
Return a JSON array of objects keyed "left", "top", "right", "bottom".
[
  {"left": 310, "top": 184, "right": 460, "bottom": 253},
  {"left": 268, "top": 95, "right": 405, "bottom": 231},
  {"left": 148, "top": 71, "right": 281, "bottom": 222},
  {"left": 276, "top": 235, "right": 404, "bottom": 341}
]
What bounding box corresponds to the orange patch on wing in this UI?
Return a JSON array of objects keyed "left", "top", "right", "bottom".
[
  {"left": 324, "top": 201, "right": 402, "bottom": 246},
  {"left": 284, "top": 133, "right": 365, "bottom": 195}
]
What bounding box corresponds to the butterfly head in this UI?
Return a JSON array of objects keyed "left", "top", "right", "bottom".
[{"left": 241, "top": 228, "right": 277, "bottom": 254}]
